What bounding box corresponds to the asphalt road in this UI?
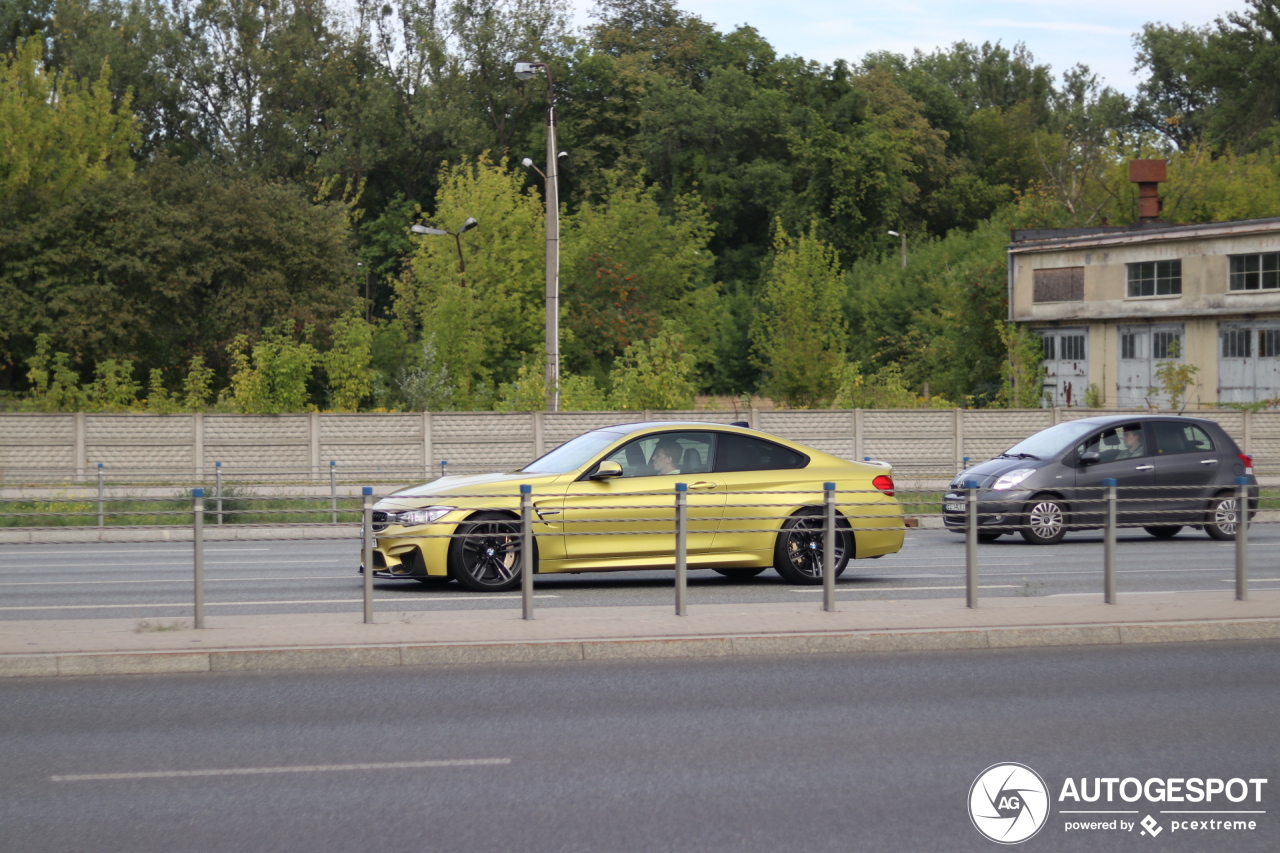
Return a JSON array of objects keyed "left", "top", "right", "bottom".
[
  {"left": 0, "top": 526, "right": 1273, "bottom": 621},
  {"left": 1, "top": 641, "right": 1276, "bottom": 852}
]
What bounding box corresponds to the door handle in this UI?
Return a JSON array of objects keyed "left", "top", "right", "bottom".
[
  {"left": 688, "top": 481, "right": 717, "bottom": 490},
  {"left": 1200, "top": 459, "right": 1218, "bottom": 465},
  {"left": 1135, "top": 464, "right": 1154, "bottom": 471}
]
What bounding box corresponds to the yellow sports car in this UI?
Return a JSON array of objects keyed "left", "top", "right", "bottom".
[{"left": 367, "top": 422, "right": 904, "bottom": 591}]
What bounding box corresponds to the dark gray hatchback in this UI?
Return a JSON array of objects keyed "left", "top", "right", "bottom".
[{"left": 943, "top": 415, "right": 1258, "bottom": 544}]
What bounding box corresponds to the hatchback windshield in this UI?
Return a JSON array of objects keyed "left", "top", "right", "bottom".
[
  {"left": 521, "top": 429, "right": 625, "bottom": 474},
  {"left": 1002, "top": 421, "right": 1098, "bottom": 459}
]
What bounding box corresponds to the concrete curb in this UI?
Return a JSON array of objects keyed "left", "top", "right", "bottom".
[{"left": 4, "top": 617, "right": 1278, "bottom": 678}]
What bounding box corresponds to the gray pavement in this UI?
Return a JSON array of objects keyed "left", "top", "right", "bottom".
[{"left": 2, "top": 641, "right": 1276, "bottom": 852}]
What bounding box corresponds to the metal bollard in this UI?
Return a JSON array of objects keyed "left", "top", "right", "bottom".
[
  {"left": 193, "top": 488, "right": 205, "bottom": 629},
  {"left": 520, "top": 484, "right": 534, "bottom": 620},
  {"left": 675, "top": 483, "right": 688, "bottom": 616},
  {"left": 329, "top": 461, "right": 338, "bottom": 524},
  {"left": 440, "top": 459, "right": 448, "bottom": 479},
  {"left": 1103, "top": 478, "right": 1117, "bottom": 604},
  {"left": 1236, "top": 477, "right": 1249, "bottom": 601},
  {"left": 362, "top": 487, "right": 375, "bottom": 624},
  {"left": 965, "top": 479, "right": 979, "bottom": 608},
  {"left": 215, "top": 461, "right": 223, "bottom": 525},
  {"left": 823, "top": 483, "right": 836, "bottom": 612},
  {"left": 97, "top": 463, "right": 105, "bottom": 527}
]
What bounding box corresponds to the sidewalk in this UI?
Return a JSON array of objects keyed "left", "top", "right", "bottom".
[{"left": 3, "top": 589, "right": 1278, "bottom": 678}]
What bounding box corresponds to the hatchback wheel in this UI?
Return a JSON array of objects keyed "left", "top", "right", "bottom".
[
  {"left": 1020, "top": 496, "right": 1067, "bottom": 545},
  {"left": 773, "top": 511, "right": 851, "bottom": 584},
  {"left": 1205, "top": 495, "right": 1240, "bottom": 541},
  {"left": 1143, "top": 525, "right": 1182, "bottom": 539},
  {"left": 448, "top": 512, "right": 531, "bottom": 591}
]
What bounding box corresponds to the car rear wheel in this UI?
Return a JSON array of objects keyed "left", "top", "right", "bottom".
[
  {"left": 448, "top": 512, "right": 532, "bottom": 592},
  {"left": 772, "top": 511, "right": 851, "bottom": 584},
  {"left": 1205, "top": 495, "right": 1240, "bottom": 541},
  {"left": 1020, "top": 495, "right": 1067, "bottom": 545},
  {"left": 713, "top": 567, "right": 768, "bottom": 579},
  {"left": 1143, "top": 525, "right": 1182, "bottom": 539}
]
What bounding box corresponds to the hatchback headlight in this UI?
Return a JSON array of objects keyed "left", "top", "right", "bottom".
[
  {"left": 395, "top": 506, "right": 455, "bottom": 526},
  {"left": 991, "top": 469, "right": 1036, "bottom": 491}
]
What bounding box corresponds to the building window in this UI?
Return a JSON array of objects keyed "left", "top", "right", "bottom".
[
  {"left": 1152, "top": 331, "right": 1181, "bottom": 359},
  {"left": 1060, "top": 334, "right": 1085, "bottom": 361},
  {"left": 1042, "top": 336, "right": 1055, "bottom": 360},
  {"left": 1121, "top": 333, "right": 1137, "bottom": 360},
  {"left": 1127, "top": 260, "right": 1182, "bottom": 297},
  {"left": 1223, "top": 329, "right": 1253, "bottom": 359},
  {"left": 1261, "top": 329, "right": 1280, "bottom": 358},
  {"left": 1229, "top": 253, "right": 1280, "bottom": 290},
  {"left": 1033, "top": 267, "right": 1084, "bottom": 302}
]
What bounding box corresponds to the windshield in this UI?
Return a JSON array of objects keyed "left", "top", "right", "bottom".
[
  {"left": 1001, "top": 421, "right": 1098, "bottom": 460},
  {"left": 521, "top": 429, "right": 625, "bottom": 474}
]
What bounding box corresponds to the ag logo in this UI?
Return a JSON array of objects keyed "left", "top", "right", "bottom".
[{"left": 969, "top": 762, "right": 1050, "bottom": 844}]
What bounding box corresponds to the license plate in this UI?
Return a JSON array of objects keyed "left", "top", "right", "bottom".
[{"left": 945, "top": 501, "right": 965, "bottom": 512}]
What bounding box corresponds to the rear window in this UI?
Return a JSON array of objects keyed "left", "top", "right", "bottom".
[
  {"left": 1151, "top": 421, "right": 1215, "bottom": 455},
  {"left": 715, "top": 433, "right": 808, "bottom": 472}
]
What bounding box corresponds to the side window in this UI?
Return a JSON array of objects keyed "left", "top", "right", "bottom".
[
  {"left": 714, "top": 433, "right": 808, "bottom": 472},
  {"left": 602, "top": 432, "right": 716, "bottom": 478},
  {"left": 1076, "top": 423, "right": 1148, "bottom": 463},
  {"left": 1152, "top": 422, "right": 1215, "bottom": 455}
]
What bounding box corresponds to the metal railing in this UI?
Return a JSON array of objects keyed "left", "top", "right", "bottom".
[{"left": 0, "top": 480, "right": 1265, "bottom": 627}]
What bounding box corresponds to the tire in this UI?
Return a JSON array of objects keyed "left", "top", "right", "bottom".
[
  {"left": 1143, "top": 525, "right": 1182, "bottom": 539},
  {"left": 1205, "top": 495, "right": 1241, "bottom": 541},
  {"left": 772, "top": 511, "right": 852, "bottom": 585},
  {"left": 1020, "top": 495, "right": 1068, "bottom": 545},
  {"left": 448, "top": 512, "right": 533, "bottom": 592},
  {"left": 977, "top": 532, "right": 1004, "bottom": 543},
  {"left": 713, "top": 567, "right": 768, "bottom": 579}
]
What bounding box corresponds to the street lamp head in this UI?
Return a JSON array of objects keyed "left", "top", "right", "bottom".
[
  {"left": 458, "top": 217, "right": 478, "bottom": 234},
  {"left": 513, "top": 61, "right": 541, "bottom": 80},
  {"left": 887, "top": 230, "right": 900, "bottom": 237},
  {"left": 522, "top": 157, "right": 534, "bottom": 168},
  {"left": 557, "top": 151, "right": 568, "bottom": 159},
  {"left": 410, "top": 224, "right": 448, "bottom": 236}
]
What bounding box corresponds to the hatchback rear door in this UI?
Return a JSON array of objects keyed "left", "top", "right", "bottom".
[{"left": 1147, "top": 420, "right": 1224, "bottom": 522}]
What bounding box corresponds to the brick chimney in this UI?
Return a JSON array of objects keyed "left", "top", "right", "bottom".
[{"left": 1129, "top": 159, "right": 1167, "bottom": 224}]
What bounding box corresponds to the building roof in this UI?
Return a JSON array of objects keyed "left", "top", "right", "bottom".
[{"left": 1008, "top": 216, "right": 1280, "bottom": 254}]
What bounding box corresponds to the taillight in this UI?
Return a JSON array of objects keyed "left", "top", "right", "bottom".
[
  {"left": 1238, "top": 454, "right": 1254, "bottom": 475},
  {"left": 872, "top": 474, "right": 895, "bottom": 496}
]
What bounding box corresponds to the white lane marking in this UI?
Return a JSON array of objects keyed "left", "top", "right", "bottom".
[
  {"left": 0, "top": 549, "right": 272, "bottom": 557},
  {"left": 0, "top": 560, "right": 348, "bottom": 571},
  {"left": 1221, "top": 578, "right": 1280, "bottom": 582},
  {"left": 1048, "top": 589, "right": 1245, "bottom": 597},
  {"left": 51, "top": 758, "right": 511, "bottom": 782},
  {"left": 870, "top": 563, "right": 1032, "bottom": 568},
  {"left": 0, "top": 595, "right": 561, "bottom": 610},
  {"left": 0, "top": 576, "right": 353, "bottom": 586},
  {"left": 792, "top": 585, "right": 1019, "bottom": 592}
]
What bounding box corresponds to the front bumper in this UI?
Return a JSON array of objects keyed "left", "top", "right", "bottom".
[{"left": 941, "top": 489, "right": 1033, "bottom": 532}]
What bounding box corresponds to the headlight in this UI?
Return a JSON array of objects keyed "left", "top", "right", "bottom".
[
  {"left": 395, "top": 506, "right": 455, "bottom": 526},
  {"left": 991, "top": 469, "right": 1036, "bottom": 491}
]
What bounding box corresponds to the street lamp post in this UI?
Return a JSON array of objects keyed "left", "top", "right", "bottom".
[
  {"left": 410, "top": 217, "right": 478, "bottom": 287},
  {"left": 887, "top": 229, "right": 906, "bottom": 270},
  {"left": 515, "top": 60, "right": 561, "bottom": 412}
]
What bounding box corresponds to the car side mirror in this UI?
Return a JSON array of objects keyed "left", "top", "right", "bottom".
[
  {"left": 1080, "top": 451, "right": 1101, "bottom": 465},
  {"left": 590, "top": 460, "right": 623, "bottom": 479}
]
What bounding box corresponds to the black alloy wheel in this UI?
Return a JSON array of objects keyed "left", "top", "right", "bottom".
[
  {"left": 772, "top": 511, "right": 852, "bottom": 584},
  {"left": 448, "top": 512, "right": 530, "bottom": 592}
]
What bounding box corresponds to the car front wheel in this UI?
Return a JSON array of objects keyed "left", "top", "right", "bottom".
[
  {"left": 773, "top": 511, "right": 852, "bottom": 584},
  {"left": 1020, "top": 495, "right": 1067, "bottom": 545},
  {"left": 448, "top": 512, "right": 531, "bottom": 592}
]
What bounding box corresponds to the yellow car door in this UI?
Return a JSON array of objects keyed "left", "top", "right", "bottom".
[{"left": 561, "top": 431, "right": 727, "bottom": 567}]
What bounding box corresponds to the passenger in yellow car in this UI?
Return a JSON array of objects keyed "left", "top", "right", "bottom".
[{"left": 650, "top": 438, "right": 683, "bottom": 475}]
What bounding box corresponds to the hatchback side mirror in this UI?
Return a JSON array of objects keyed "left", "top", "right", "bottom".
[
  {"left": 590, "top": 460, "right": 623, "bottom": 479},
  {"left": 1080, "top": 451, "right": 1101, "bottom": 465}
]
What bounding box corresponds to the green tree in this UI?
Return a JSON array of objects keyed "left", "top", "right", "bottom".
[
  {"left": 997, "top": 322, "right": 1046, "bottom": 408},
  {"left": 611, "top": 328, "right": 696, "bottom": 409},
  {"left": 221, "top": 329, "right": 319, "bottom": 413},
  {"left": 323, "top": 309, "right": 374, "bottom": 411},
  {"left": 0, "top": 38, "right": 139, "bottom": 216},
  {"left": 751, "top": 225, "right": 847, "bottom": 407}
]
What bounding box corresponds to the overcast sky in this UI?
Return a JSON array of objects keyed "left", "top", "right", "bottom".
[{"left": 571, "top": 0, "right": 1251, "bottom": 93}]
